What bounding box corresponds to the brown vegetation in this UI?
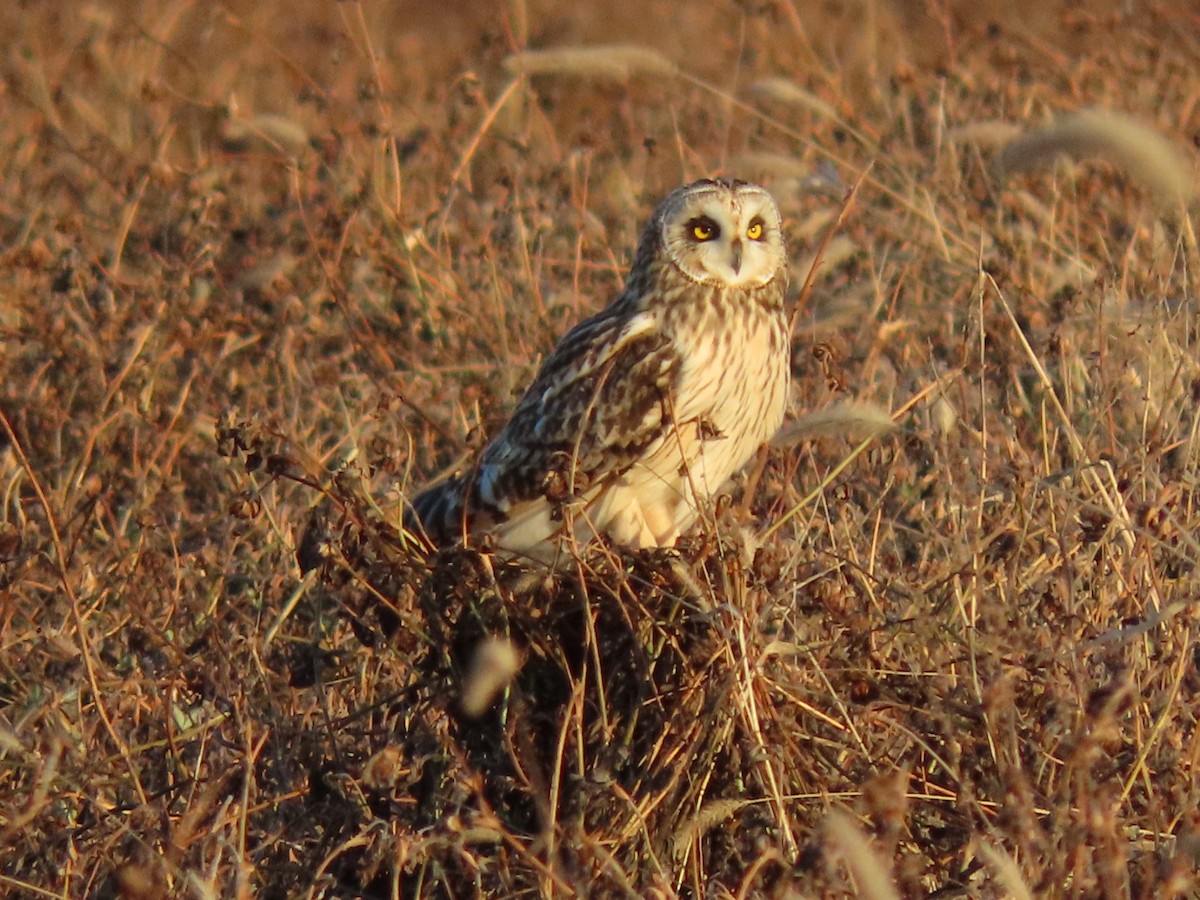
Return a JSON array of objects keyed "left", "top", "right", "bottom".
[{"left": 3, "top": 1, "right": 1200, "bottom": 897}]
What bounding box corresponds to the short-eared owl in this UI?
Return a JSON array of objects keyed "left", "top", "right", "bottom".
[{"left": 409, "top": 178, "right": 790, "bottom": 560}]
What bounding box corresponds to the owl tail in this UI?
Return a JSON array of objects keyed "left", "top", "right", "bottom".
[{"left": 405, "top": 474, "right": 470, "bottom": 547}]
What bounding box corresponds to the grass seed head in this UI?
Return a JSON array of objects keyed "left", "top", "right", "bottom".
[
  {"left": 460, "top": 636, "right": 522, "bottom": 717},
  {"left": 504, "top": 44, "right": 678, "bottom": 81},
  {"left": 997, "top": 108, "right": 1195, "bottom": 208}
]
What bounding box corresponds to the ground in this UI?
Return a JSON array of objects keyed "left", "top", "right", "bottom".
[{"left": 3, "top": 1, "right": 1200, "bottom": 897}]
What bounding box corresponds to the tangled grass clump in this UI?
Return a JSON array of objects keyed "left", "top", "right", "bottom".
[{"left": 4, "top": 1, "right": 1200, "bottom": 897}]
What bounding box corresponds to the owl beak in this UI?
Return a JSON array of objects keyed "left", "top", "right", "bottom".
[{"left": 729, "top": 239, "right": 742, "bottom": 275}]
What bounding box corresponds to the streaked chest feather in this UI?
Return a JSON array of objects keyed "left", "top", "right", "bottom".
[{"left": 672, "top": 299, "right": 788, "bottom": 446}]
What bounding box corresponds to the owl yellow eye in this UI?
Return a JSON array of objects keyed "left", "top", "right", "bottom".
[
  {"left": 746, "top": 220, "right": 764, "bottom": 241},
  {"left": 687, "top": 217, "right": 718, "bottom": 241}
]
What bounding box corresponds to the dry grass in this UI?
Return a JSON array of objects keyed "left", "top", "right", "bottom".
[{"left": 3, "top": 1, "right": 1200, "bottom": 897}]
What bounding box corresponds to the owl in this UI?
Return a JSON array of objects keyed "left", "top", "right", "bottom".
[{"left": 408, "top": 178, "right": 790, "bottom": 562}]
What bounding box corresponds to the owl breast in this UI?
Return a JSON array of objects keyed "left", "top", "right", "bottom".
[{"left": 580, "top": 280, "right": 789, "bottom": 547}]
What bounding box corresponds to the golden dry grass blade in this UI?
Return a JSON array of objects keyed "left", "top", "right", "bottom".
[
  {"left": 761, "top": 431, "right": 876, "bottom": 540},
  {"left": 0, "top": 414, "right": 150, "bottom": 810},
  {"left": 789, "top": 164, "right": 870, "bottom": 338},
  {"left": 7, "top": 4, "right": 1200, "bottom": 897},
  {"left": 986, "top": 274, "right": 1163, "bottom": 612},
  {"left": 7, "top": 48, "right": 67, "bottom": 133}
]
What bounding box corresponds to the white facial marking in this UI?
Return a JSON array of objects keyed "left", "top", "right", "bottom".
[{"left": 661, "top": 182, "right": 785, "bottom": 288}]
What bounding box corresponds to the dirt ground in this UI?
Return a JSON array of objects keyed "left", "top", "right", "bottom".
[{"left": 3, "top": 1, "right": 1200, "bottom": 897}]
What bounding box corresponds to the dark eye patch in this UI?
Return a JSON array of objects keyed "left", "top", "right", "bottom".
[{"left": 686, "top": 215, "right": 720, "bottom": 241}]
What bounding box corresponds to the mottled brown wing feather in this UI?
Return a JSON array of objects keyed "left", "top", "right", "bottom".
[
  {"left": 408, "top": 304, "right": 679, "bottom": 541},
  {"left": 475, "top": 307, "right": 677, "bottom": 512}
]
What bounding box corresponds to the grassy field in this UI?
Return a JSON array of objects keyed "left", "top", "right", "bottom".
[{"left": 3, "top": 1, "right": 1200, "bottom": 896}]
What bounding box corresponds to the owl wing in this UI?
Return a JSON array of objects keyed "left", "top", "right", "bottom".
[
  {"left": 469, "top": 306, "right": 679, "bottom": 520},
  {"left": 406, "top": 303, "right": 681, "bottom": 545}
]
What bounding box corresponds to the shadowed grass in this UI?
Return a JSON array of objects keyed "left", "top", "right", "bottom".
[{"left": 2, "top": 1, "right": 1200, "bottom": 897}]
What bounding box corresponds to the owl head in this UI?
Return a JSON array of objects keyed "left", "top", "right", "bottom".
[{"left": 652, "top": 179, "right": 786, "bottom": 289}]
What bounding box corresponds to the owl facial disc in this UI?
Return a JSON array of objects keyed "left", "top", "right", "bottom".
[{"left": 658, "top": 180, "right": 786, "bottom": 289}]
